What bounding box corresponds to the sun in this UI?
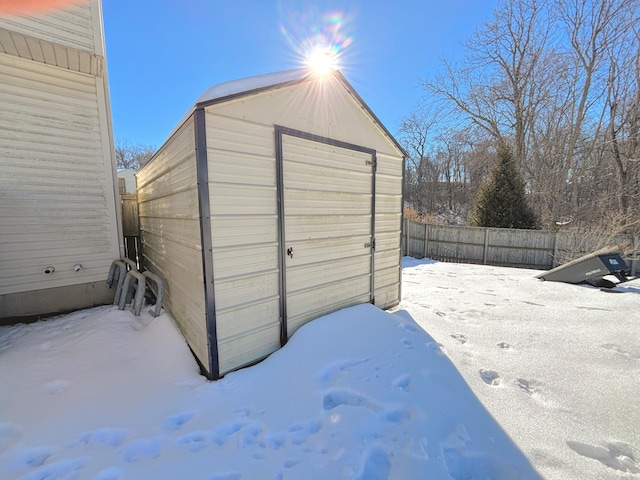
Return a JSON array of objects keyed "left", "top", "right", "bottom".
[
  {"left": 278, "top": 6, "right": 353, "bottom": 77},
  {"left": 305, "top": 45, "right": 339, "bottom": 76}
]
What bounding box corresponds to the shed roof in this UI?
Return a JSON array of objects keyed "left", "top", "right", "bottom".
[{"left": 167, "top": 68, "right": 407, "bottom": 157}]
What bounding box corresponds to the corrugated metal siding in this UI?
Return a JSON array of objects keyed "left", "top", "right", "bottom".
[
  {"left": 0, "top": 52, "right": 119, "bottom": 295},
  {"left": 204, "top": 112, "right": 281, "bottom": 375},
  {"left": 136, "top": 118, "right": 209, "bottom": 367},
  {"left": 0, "top": 1, "right": 95, "bottom": 53}
]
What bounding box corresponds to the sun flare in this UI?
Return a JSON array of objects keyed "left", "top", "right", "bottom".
[
  {"left": 278, "top": 5, "right": 354, "bottom": 76},
  {"left": 305, "top": 45, "right": 338, "bottom": 76}
]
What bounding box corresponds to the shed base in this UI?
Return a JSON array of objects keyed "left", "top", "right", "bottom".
[{"left": 0, "top": 282, "right": 114, "bottom": 326}]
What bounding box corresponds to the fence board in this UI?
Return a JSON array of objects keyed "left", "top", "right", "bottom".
[{"left": 403, "top": 220, "right": 638, "bottom": 274}]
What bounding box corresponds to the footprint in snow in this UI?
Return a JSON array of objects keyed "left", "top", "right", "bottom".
[
  {"left": 398, "top": 322, "right": 418, "bottom": 333},
  {"left": 358, "top": 447, "right": 391, "bottom": 480},
  {"left": 426, "top": 341, "right": 445, "bottom": 355},
  {"left": 322, "top": 389, "right": 381, "bottom": 412},
  {"left": 17, "top": 457, "right": 87, "bottom": 480},
  {"left": 515, "top": 378, "right": 536, "bottom": 395},
  {"left": 119, "top": 436, "right": 162, "bottom": 462},
  {"left": 76, "top": 427, "right": 130, "bottom": 447},
  {"left": 9, "top": 445, "right": 52, "bottom": 469},
  {"left": 479, "top": 369, "right": 501, "bottom": 386},
  {"left": 601, "top": 343, "right": 640, "bottom": 359},
  {"left": 177, "top": 431, "right": 209, "bottom": 453},
  {"left": 266, "top": 431, "right": 286, "bottom": 450},
  {"left": 288, "top": 418, "right": 322, "bottom": 445},
  {"left": 239, "top": 420, "right": 264, "bottom": 447},
  {"left": 211, "top": 419, "right": 245, "bottom": 447},
  {"left": 283, "top": 459, "right": 302, "bottom": 469},
  {"left": 496, "top": 342, "right": 511, "bottom": 350},
  {"left": 380, "top": 404, "right": 413, "bottom": 424},
  {"left": 313, "top": 358, "right": 369, "bottom": 388},
  {"left": 450, "top": 333, "right": 467, "bottom": 344},
  {"left": 392, "top": 373, "right": 411, "bottom": 392},
  {"left": 567, "top": 441, "right": 639, "bottom": 474},
  {"left": 401, "top": 337, "right": 414, "bottom": 349},
  {"left": 163, "top": 411, "right": 195, "bottom": 431}
]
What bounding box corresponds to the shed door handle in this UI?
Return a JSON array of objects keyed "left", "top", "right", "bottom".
[{"left": 287, "top": 247, "right": 294, "bottom": 258}]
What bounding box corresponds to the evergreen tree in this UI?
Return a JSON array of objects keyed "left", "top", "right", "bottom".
[{"left": 469, "top": 144, "right": 538, "bottom": 229}]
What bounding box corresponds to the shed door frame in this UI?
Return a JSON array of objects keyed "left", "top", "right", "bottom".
[{"left": 275, "top": 125, "right": 377, "bottom": 346}]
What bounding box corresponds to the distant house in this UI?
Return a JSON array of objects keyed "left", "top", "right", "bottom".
[
  {"left": 137, "top": 68, "right": 406, "bottom": 379},
  {"left": 117, "top": 168, "right": 137, "bottom": 194},
  {"left": 0, "top": 0, "right": 122, "bottom": 322}
]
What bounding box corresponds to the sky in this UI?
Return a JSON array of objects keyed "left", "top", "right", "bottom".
[
  {"left": 101, "top": 0, "right": 500, "bottom": 148},
  {"left": 2, "top": 259, "right": 639, "bottom": 479}
]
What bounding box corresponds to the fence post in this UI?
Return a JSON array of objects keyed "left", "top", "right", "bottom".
[
  {"left": 632, "top": 235, "right": 639, "bottom": 277},
  {"left": 483, "top": 228, "right": 489, "bottom": 265},
  {"left": 404, "top": 218, "right": 409, "bottom": 257},
  {"left": 552, "top": 232, "right": 559, "bottom": 267},
  {"left": 423, "top": 223, "right": 428, "bottom": 259}
]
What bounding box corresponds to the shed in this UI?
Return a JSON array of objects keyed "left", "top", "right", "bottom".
[
  {"left": 0, "top": 0, "right": 121, "bottom": 322},
  {"left": 136, "top": 68, "right": 406, "bottom": 379}
]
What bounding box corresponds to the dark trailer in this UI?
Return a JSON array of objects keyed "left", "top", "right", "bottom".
[{"left": 536, "top": 244, "right": 632, "bottom": 288}]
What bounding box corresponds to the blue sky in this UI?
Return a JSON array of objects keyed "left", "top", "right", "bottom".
[{"left": 102, "top": 0, "right": 498, "bottom": 148}]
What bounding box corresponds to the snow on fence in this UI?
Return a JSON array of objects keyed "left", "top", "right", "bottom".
[{"left": 402, "top": 219, "right": 639, "bottom": 275}]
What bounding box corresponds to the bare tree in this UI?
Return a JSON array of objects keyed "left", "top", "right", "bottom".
[
  {"left": 554, "top": 0, "right": 638, "bottom": 215},
  {"left": 115, "top": 140, "right": 156, "bottom": 171},
  {"left": 602, "top": 22, "right": 640, "bottom": 223},
  {"left": 424, "top": 0, "right": 552, "bottom": 168},
  {"left": 408, "top": 0, "right": 640, "bottom": 233}
]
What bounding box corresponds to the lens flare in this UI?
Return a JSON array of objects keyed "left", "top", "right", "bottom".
[
  {"left": 305, "top": 45, "right": 338, "bottom": 76},
  {"left": 0, "top": 0, "right": 82, "bottom": 14},
  {"left": 278, "top": 3, "right": 354, "bottom": 75}
]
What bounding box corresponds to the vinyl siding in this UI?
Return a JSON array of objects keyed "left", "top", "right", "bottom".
[
  {"left": 0, "top": 52, "right": 119, "bottom": 295},
  {"left": 136, "top": 118, "right": 209, "bottom": 368},
  {"left": 0, "top": 1, "right": 95, "bottom": 53}
]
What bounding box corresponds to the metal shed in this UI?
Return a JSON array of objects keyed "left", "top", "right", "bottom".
[
  {"left": 0, "top": 0, "right": 121, "bottom": 322},
  {"left": 136, "top": 68, "right": 405, "bottom": 379}
]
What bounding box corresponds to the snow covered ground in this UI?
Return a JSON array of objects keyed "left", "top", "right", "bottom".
[{"left": 0, "top": 258, "right": 638, "bottom": 479}]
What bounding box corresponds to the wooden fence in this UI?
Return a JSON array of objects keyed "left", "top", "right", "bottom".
[
  {"left": 402, "top": 219, "right": 639, "bottom": 275},
  {"left": 120, "top": 193, "right": 141, "bottom": 267}
]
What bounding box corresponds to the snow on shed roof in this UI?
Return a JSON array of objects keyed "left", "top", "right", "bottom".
[
  {"left": 194, "top": 67, "right": 311, "bottom": 106},
  {"left": 164, "top": 67, "right": 407, "bottom": 156},
  {"left": 165, "top": 68, "right": 312, "bottom": 143}
]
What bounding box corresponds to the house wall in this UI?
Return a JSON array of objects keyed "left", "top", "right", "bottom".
[
  {"left": 0, "top": 1, "right": 96, "bottom": 52},
  {"left": 0, "top": 0, "right": 104, "bottom": 76},
  {"left": 117, "top": 168, "right": 136, "bottom": 193},
  {"left": 206, "top": 74, "right": 404, "bottom": 375},
  {"left": 136, "top": 118, "right": 209, "bottom": 368},
  {"left": 0, "top": 0, "right": 120, "bottom": 319}
]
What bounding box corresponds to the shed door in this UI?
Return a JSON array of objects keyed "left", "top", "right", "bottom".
[{"left": 275, "top": 127, "right": 376, "bottom": 341}]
